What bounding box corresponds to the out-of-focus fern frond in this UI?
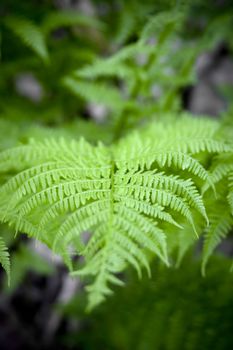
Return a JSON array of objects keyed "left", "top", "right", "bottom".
[
  {"left": 5, "top": 16, "right": 49, "bottom": 63},
  {"left": 63, "top": 77, "right": 127, "bottom": 111},
  {"left": 139, "top": 10, "right": 184, "bottom": 44},
  {"left": 42, "top": 11, "right": 103, "bottom": 35}
]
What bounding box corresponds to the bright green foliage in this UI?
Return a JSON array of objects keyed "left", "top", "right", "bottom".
[
  {"left": 1, "top": 0, "right": 233, "bottom": 310},
  {"left": 61, "top": 256, "right": 233, "bottom": 350},
  {"left": 202, "top": 198, "right": 233, "bottom": 275},
  {"left": 0, "top": 237, "right": 10, "bottom": 284},
  {"left": 0, "top": 115, "right": 232, "bottom": 309},
  {"left": 201, "top": 138, "right": 233, "bottom": 273}
]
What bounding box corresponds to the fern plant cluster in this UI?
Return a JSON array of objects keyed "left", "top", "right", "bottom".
[{"left": 0, "top": 0, "right": 233, "bottom": 310}]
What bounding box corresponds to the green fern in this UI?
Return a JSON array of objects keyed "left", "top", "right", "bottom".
[
  {"left": 61, "top": 2, "right": 230, "bottom": 133},
  {"left": 42, "top": 10, "right": 103, "bottom": 35},
  {"left": 0, "top": 237, "right": 10, "bottom": 284},
  {"left": 202, "top": 203, "right": 233, "bottom": 275},
  {"left": 201, "top": 136, "right": 233, "bottom": 270},
  {"left": 0, "top": 115, "right": 232, "bottom": 309},
  {"left": 63, "top": 77, "right": 127, "bottom": 111},
  {"left": 5, "top": 16, "right": 49, "bottom": 63},
  {"left": 4, "top": 12, "right": 102, "bottom": 64},
  {"left": 139, "top": 10, "right": 184, "bottom": 44},
  {"left": 1, "top": 1, "right": 233, "bottom": 311}
]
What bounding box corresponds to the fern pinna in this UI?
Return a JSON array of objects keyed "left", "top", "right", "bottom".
[{"left": 0, "top": 115, "right": 232, "bottom": 309}]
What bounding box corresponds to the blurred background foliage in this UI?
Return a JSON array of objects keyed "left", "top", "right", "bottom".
[
  {"left": 60, "top": 255, "right": 233, "bottom": 350},
  {"left": 1, "top": 0, "right": 233, "bottom": 144},
  {"left": 0, "top": 0, "right": 233, "bottom": 349}
]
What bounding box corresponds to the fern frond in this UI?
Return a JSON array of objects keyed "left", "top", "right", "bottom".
[
  {"left": 140, "top": 10, "right": 184, "bottom": 44},
  {"left": 72, "top": 40, "right": 154, "bottom": 78},
  {"left": 174, "top": 213, "right": 204, "bottom": 267},
  {"left": 42, "top": 11, "right": 103, "bottom": 35},
  {"left": 5, "top": 16, "right": 49, "bottom": 63},
  {"left": 228, "top": 172, "right": 233, "bottom": 214},
  {"left": 75, "top": 59, "right": 133, "bottom": 80},
  {"left": 105, "top": 42, "right": 153, "bottom": 64},
  {"left": 0, "top": 237, "right": 10, "bottom": 284},
  {"left": 202, "top": 204, "right": 233, "bottom": 275},
  {"left": 63, "top": 77, "right": 127, "bottom": 111},
  {"left": 114, "top": 7, "right": 138, "bottom": 45},
  {"left": 116, "top": 170, "right": 208, "bottom": 221},
  {"left": 202, "top": 154, "right": 233, "bottom": 193},
  {"left": 0, "top": 116, "right": 231, "bottom": 308}
]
